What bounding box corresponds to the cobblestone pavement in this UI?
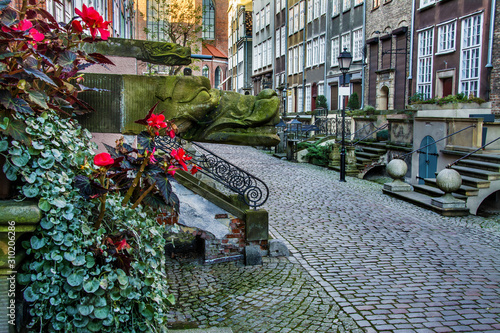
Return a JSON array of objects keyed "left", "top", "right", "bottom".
[{"left": 167, "top": 144, "right": 500, "bottom": 333}]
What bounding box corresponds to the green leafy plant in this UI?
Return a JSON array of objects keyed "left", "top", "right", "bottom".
[
  {"left": 363, "top": 104, "right": 375, "bottom": 115},
  {"left": 409, "top": 92, "right": 486, "bottom": 105},
  {"left": 305, "top": 143, "right": 332, "bottom": 166},
  {"left": 347, "top": 92, "right": 360, "bottom": 110},
  {"left": 315, "top": 95, "right": 327, "bottom": 109}
]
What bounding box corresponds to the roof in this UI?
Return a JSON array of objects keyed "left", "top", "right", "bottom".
[{"left": 202, "top": 43, "right": 228, "bottom": 59}]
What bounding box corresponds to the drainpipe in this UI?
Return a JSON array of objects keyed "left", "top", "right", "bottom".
[
  {"left": 284, "top": 4, "right": 288, "bottom": 113},
  {"left": 324, "top": 0, "right": 329, "bottom": 109},
  {"left": 407, "top": 0, "right": 416, "bottom": 101},
  {"left": 360, "top": 0, "right": 366, "bottom": 109},
  {"left": 302, "top": 1, "right": 307, "bottom": 113},
  {"left": 486, "top": 0, "right": 496, "bottom": 101}
]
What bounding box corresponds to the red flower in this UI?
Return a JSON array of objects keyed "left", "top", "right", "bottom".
[
  {"left": 167, "top": 166, "right": 179, "bottom": 176},
  {"left": 171, "top": 148, "right": 192, "bottom": 171},
  {"left": 75, "top": 5, "right": 111, "bottom": 40},
  {"left": 146, "top": 148, "right": 157, "bottom": 164},
  {"left": 190, "top": 165, "right": 202, "bottom": 175},
  {"left": 94, "top": 152, "right": 114, "bottom": 167},
  {"left": 72, "top": 20, "right": 84, "bottom": 33},
  {"left": 168, "top": 129, "right": 176, "bottom": 139},
  {"left": 147, "top": 113, "right": 168, "bottom": 135},
  {"left": 3, "top": 20, "right": 44, "bottom": 45},
  {"left": 115, "top": 239, "right": 131, "bottom": 252}
]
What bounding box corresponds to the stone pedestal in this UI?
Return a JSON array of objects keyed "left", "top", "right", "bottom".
[
  {"left": 328, "top": 144, "right": 340, "bottom": 168},
  {"left": 384, "top": 159, "right": 412, "bottom": 192},
  {"left": 431, "top": 169, "right": 466, "bottom": 209},
  {"left": 346, "top": 146, "right": 358, "bottom": 174}
]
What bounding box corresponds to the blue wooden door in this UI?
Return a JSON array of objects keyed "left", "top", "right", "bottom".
[{"left": 418, "top": 136, "right": 438, "bottom": 184}]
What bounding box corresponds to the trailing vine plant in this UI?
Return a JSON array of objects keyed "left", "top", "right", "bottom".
[{"left": 0, "top": 1, "right": 199, "bottom": 331}]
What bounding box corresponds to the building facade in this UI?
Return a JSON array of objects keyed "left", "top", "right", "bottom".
[
  {"left": 228, "top": 0, "right": 253, "bottom": 93},
  {"left": 286, "top": 0, "right": 306, "bottom": 113},
  {"left": 411, "top": 0, "right": 493, "bottom": 102},
  {"left": 490, "top": 1, "right": 500, "bottom": 115},
  {"left": 364, "top": 0, "right": 411, "bottom": 111},
  {"left": 252, "top": 0, "right": 275, "bottom": 95}
]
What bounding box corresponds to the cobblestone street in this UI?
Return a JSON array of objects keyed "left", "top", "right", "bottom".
[{"left": 167, "top": 144, "right": 500, "bottom": 333}]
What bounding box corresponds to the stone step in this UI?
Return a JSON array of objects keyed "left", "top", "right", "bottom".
[
  {"left": 442, "top": 149, "right": 500, "bottom": 164},
  {"left": 457, "top": 159, "right": 500, "bottom": 172},
  {"left": 356, "top": 151, "right": 381, "bottom": 160},
  {"left": 459, "top": 175, "right": 492, "bottom": 189},
  {"left": 451, "top": 165, "right": 500, "bottom": 181},
  {"left": 382, "top": 188, "right": 469, "bottom": 216},
  {"left": 423, "top": 178, "right": 480, "bottom": 196},
  {"left": 356, "top": 146, "right": 387, "bottom": 154},
  {"left": 412, "top": 184, "right": 468, "bottom": 200}
]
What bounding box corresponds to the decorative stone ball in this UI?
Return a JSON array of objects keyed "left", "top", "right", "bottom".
[
  {"left": 386, "top": 159, "right": 408, "bottom": 179},
  {"left": 436, "top": 168, "right": 462, "bottom": 193}
]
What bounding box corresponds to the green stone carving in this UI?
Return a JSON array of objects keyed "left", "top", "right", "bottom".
[{"left": 84, "top": 38, "right": 191, "bottom": 66}]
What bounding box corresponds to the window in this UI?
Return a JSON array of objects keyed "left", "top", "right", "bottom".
[
  {"left": 353, "top": 28, "right": 363, "bottom": 61},
  {"left": 215, "top": 67, "right": 221, "bottom": 88},
  {"left": 259, "top": 41, "right": 267, "bottom": 67},
  {"left": 281, "top": 27, "right": 286, "bottom": 56},
  {"left": 297, "top": 87, "right": 303, "bottom": 112},
  {"left": 354, "top": 0, "right": 363, "bottom": 5},
  {"left": 261, "top": 9, "right": 265, "bottom": 30},
  {"left": 266, "top": 5, "right": 270, "bottom": 26},
  {"left": 332, "top": 0, "right": 339, "bottom": 16},
  {"left": 288, "top": 94, "right": 293, "bottom": 113},
  {"left": 299, "top": 1, "right": 305, "bottom": 30},
  {"left": 460, "top": 14, "right": 482, "bottom": 97},
  {"left": 321, "top": 0, "right": 326, "bottom": 15},
  {"left": 305, "top": 84, "right": 312, "bottom": 112},
  {"left": 341, "top": 32, "right": 351, "bottom": 53},
  {"left": 420, "top": 0, "right": 435, "bottom": 8},
  {"left": 318, "top": 82, "right": 324, "bottom": 97},
  {"left": 276, "top": 0, "right": 281, "bottom": 12},
  {"left": 289, "top": 8, "right": 294, "bottom": 35},
  {"left": 437, "top": 21, "right": 456, "bottom": 54},
  {"left": 288, "top": 49, "right": 293, "bottom": 75},
  {"left": 331, "top": 36, "right": 339, "bottom": 66},
  {"left": 417, "top": 28, "right": 434, "bottom": 99},
  {"left": 313, "top": 38, "right": 319, "bottom": 65},
  {"left": 298, "top": 43, "right": 303, "bottom": 71},
  {"left": 373, "top": 0, "right": 380, "bottom": 8},
  {"left": 343, "top": 0, "right": 350, "bottom": 11},
  {"left": 202, "top": 0, "right": 215, "bottom": 39},
  {"left": 202, "top": 65, "right": 209, "bottom": 78},
  {"left": 294, "top": 5, "right": 299, "bottom": 33},
  {"left": 276, "top": 30, "right": 281, "bottom": 58},
  {"left": 255, "top": 12, "right": 260, "bottom": 32},
  {"left": 268, "top": 39, "right": 273, "bottom": 65},
  {"left": 319, "top": 35, "right": 325, "bottom": 64},
  {"left": 258, "top": 43, "right": 263, "bottom": 69},
  {"left": 306, "top": 40, "right": 312, "bottom": 67},
  {"left": 307, "top": 0, "right": 313, "bottom": 23},
  {"left": 314, "top": 0, "right": 320, "bottom": 19}
]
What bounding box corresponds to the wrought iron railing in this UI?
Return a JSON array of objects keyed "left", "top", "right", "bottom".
[
  {"left": 398, "top": 124, "right": 476, "bottom": 161},
  {"left": 314, "top": 115, "right": 352, "bottom": 138},
  {"left": 351, "top": 123, "right": 388, "bottom": 146},
  {"left": 154, "top": 136, "right": 269, "bottom": 209},
  {"left": 446, "top": 136, "right": 500, "bottom": 168}
]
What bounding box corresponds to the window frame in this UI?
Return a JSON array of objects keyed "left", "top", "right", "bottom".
[
  {"left": 436, "top": 19, "right": 456, "bottom": 54},
  {"left": 416, "top": 27, "right": 434, "bottom": 100},
  {"left": 459, "top": 13, "right": 482, "bottom": 98},
  {"left": 331, "top": 36, "right": 340, "bottom": 67}
]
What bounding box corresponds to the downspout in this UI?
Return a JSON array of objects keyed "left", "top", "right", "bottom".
[
  {"left": 486, "top": 0, "right": 496, "bottom": 101},
  {"left": 360, "top": 0, "right": 366, "bottom": 109},
  {"left": 407, "top": 0, "right": 416, "bottom": 101},
  {"left": 303, "top": 1, "right": 307, "bottom": 113},
  {"left": 284, "top": 3, "right": 288, "bottom": 113},
  {"left": 324, "top": 0, "right": 329, "bottom": 108}
]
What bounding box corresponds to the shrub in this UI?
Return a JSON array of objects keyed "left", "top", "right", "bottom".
[
  {"left": 347, "top": 92, "right": 360, "bottom": 110},
  {"left": 315, "top": 95, "right": 328, "bottom": 109}
]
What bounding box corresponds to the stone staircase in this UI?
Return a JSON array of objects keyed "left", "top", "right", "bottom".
[
  {"left": 354, "top": 141, "right": 388, "bottom": 178},
  {"left": 385, "top": 151, "right": 500, "bottom": 216}
]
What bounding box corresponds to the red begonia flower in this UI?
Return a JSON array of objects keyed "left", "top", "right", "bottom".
[
  {"left": 168, "top": 129, "right": 176, "bottom": 139},
  {"left": 29, "top": 28, "right": 44, "bottom": 42},
  {"left": 72, "top": 20, "right": 84, "bottom": 33},
  {"left": 190, "top": 165, "right": 202, "bottom": 175},
  {"left": 147, "top": 113, "right": 168, "bottom": 135},
  {"left": 115, "top": 239, "right": 131, "bottom": 251},
  {"left": 171, "top": 148, "right": 192, "bottom": 171},
  {"left": 94, "top": 152, "right": 114, "bottom": 167},
  {"left": 167, "top": 166, "right": 178, "bottom": 176},
  {"left": 75, "top": 5, "right": 111, "bottom": 40}
]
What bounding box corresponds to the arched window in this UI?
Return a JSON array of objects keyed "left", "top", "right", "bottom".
[
  {"left": 214, "top": 66, "right": 221, "bottom": 88},
  {"left": 202, "top": 65, "right": 209, "bottom": 78},
  {"left": 202, "top": 0, "right": 215, "bottom": 39}
]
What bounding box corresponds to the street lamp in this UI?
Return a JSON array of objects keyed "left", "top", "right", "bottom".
[{"left": 338, "top": 47, "right": 352, "bottom": 182}]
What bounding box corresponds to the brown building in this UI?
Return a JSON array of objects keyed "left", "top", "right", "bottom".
[
  {"left": 365, "top": 0, "right": 412, "bottom": 111},
  {"left": 410, "top": 0, "right": 494, "bottom": 102}
]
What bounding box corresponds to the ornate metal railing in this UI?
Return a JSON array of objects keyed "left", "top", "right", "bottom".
[
  {"left": 154, "top": 136, "right": 269, "bottom": 209},
  {"left": 314, "top": 115, "right": 352, "bottom": 138}
]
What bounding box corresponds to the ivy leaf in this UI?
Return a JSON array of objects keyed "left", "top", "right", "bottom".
[
  {"left": 74, "top": 175, "right": 108, "bottom": 199},
  {"left": 93, "top": 306, "right": 110, "bottom": 320},
  {"left": 3, "top": 162, "right": 17, "bottom": 181},
  {"left": 0, "top": 90, "right": 33, "bottom": 114},
  {"left": 22, "top": 185, "right": 39, "bottom": 198},
  {"left": 38, "top": 198, "right": 51, "bottom": 212},
  {"left": 137, "top": 130, "right": 154, "bottom": 151},
  {"left": 30, "top": 235, "right": 47, "bottom": 250},
  {"left": 77, "top": 304, "right": 94, "bottom": 316},
  {"left": 57, "top": 50, "right": 77, "bottom": 70},
  {"left": 28, "top": 90, "right": 49, "bottom": 109},
  {"left": 11, "top": 150, "right": 30, "bottom": 167},
  {"left": 24, "top": 286, "right": 39, "bottom": 302},
  {"left": 24, "top": 67, "right": 57, "bottom": 87},
  {"left": 0, "top": 117, "right": 9, "bottom": 130},
  {"left": 83, "top": 278, "right": 100, "bottom": 293},
  {"left": 67, "top": 272, "right": 84, "bottom": 287},
  {"left": 38, "top": 155, "right": 55, "bottom": 169},
  {"left": 166, "top": 294, "right": 176, "bottom": 305}
]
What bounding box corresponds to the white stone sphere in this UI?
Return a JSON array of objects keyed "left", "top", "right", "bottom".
[
  {"left": 386, "top": 159, "right": 408, "bottom": 179},
  {"left": 436, "top": 168, "right": 462, "bottom": 193}
]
